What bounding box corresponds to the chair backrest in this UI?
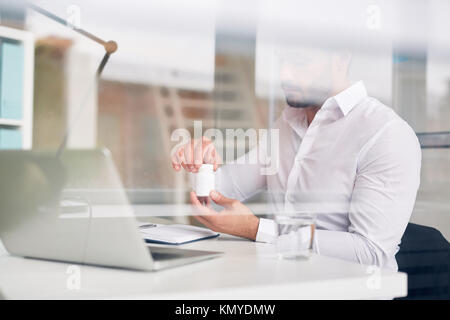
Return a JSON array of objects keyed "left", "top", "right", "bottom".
[{"left": 396, "top": 223, "right": 450, "bottom": 299}]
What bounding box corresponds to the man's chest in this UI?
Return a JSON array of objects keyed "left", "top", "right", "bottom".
[{"left": 267, "top": 121, "right": 365, "bottom": 196}]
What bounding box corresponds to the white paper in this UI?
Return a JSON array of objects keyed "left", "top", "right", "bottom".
[{"left": 139, "top": 223, "right": 219, "bottom": 244}]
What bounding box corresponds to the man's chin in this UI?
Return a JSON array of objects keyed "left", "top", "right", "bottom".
[{"left": 286, "top": 98, "right": 317, "bottom": 109}]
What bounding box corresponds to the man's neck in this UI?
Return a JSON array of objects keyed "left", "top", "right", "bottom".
[{"left": 305, "top": 106, "right": 321, "bottom": 126}]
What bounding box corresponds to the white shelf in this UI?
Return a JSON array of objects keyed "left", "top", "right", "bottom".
[
  {"left": 0, "top": 118, "right": 23, "bottom": 127},
  {"left": 0, "top": 26, "right": 34, "bottom": 149}
]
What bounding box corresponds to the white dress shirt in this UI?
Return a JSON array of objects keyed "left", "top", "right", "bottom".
[{"left": 216, "top": 81, "right": 421, "bottom": 270}]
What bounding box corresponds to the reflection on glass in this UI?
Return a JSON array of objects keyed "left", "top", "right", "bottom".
[{"left": 0, "top": 0, "right": 447, "bottom": 299}]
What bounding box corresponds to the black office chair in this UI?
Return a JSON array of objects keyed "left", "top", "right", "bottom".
[{"left": 395, "top": 223, "right": 450, "bottom": 299}]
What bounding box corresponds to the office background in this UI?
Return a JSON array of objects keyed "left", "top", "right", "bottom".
[{"left": 0, "top": 0, "right": 448, "bottom": 276}]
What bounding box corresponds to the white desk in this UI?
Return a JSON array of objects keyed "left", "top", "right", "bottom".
[{"left": 0, "top": 234, "right": 406, "bottom": 300}]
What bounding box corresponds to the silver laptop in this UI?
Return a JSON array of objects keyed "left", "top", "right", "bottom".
[{"left": 0, "top": 148, "right": 222, "bottom": 271}]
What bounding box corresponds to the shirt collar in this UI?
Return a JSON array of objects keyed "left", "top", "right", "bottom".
[
  {"left": 282, "top": 81, "right": 368, "bottom": 137},
  {"left": 331, "top": 80, "right": 367, "bottom": 116},
  {"left": 282, "top": 106, "right": 308, "bottom": 138}
]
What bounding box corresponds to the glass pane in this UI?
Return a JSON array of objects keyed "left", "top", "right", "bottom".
[{"left": 0, "top": 0, "right": 448, "bottom": 300}]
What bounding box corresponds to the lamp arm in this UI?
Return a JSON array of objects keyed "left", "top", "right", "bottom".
[
  {"left": 27, "top": 3, "right": 118, "bottom": 156},
  {"left": 28, "top": 3, "right": 118, "bottom": 54}
]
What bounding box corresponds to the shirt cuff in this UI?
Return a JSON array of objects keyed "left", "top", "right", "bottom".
[
  {"left": 301, "top": 225, "right": 312, "bottom": 249},
  {"left": 255, "top": 218, "right": 278, "bottom": 243},
  {"left": 312, "top": 228, "right": 320, "bottom": 254}
]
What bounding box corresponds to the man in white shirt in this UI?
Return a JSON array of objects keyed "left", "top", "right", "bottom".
[{"left": 171, "top": 48, "right": 421, "bottom": 271}]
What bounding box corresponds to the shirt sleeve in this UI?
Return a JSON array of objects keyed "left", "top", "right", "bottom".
[
  {"left": 215, "top": 146, "right": 267, "bottom": 202},
  {"left": 214, "top": 122, "right": 282, "bottom": 202}
]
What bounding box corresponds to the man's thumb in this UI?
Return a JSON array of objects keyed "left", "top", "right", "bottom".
[{"left": 210, "top": 190, "right": 235, "bottom": 208}]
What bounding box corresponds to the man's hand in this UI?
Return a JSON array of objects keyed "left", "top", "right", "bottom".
[
  {"left": 171, "top": 137, "right": 222, "bottom": 173},
  {"left": 190, "top": 190, "right": 260, "bottom": 241}
]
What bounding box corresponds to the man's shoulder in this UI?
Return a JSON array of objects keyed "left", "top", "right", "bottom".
[
  {"left": 353, "top": 96, "right": 399, "bottom": 122},
  {"left": 350, "top": 96, "right": 419, "bottom": 148},
  {"left": 353, "top": 96, "right": 420, "bottom": 155},
  {"left": 351, "top": 96, "right": 414, "bottom": 132}
]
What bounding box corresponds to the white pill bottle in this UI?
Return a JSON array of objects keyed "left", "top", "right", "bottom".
[{"left": 191, "top": 164, "right": 215, "bottom": 197}]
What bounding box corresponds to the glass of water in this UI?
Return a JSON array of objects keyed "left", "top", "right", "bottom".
[{"left": 274, "top": 213, "right": 315, "bottom": 260}]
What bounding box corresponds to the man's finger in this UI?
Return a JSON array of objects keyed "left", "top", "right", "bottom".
[
  {"left": 212, "top": 149, "right": 222, "bottom": 171},
  {"left": 190, "top": 191, "right": 204, "bottom": 207},
  {"left": 210, "top": 190, "right": 236, "bottom": 208},
  {"left": 177, "top": 149, "right": 189, "bottom": 171},
  {"left": 203, "top": 143, "right": 215, "bottom": 164},
  {"left": 193, "top": 139, "right": 204, "bottom": 170},
  {"left": 171, "top": 152, "right": 181, "bottom": 171},
  {"left": 190, "top": 191, "right": 217, "bottom": 215},
  {"left": 184, "top": 141, "right": 194, "bottom": 171},
  {"left": 175, "top": 149, "right": 190, "bottom": 171},
  {"left": 205, "top": 197, "right": 212, "bottom": 209},
  {"left": 193, "top": 215, "right": 215, "bottom": 230}
]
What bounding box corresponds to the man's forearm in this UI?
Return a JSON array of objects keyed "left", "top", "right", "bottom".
[
  {"left": 248, "top": 217, "right": 260, "bottom": 241},
  {"left": 314, "top": 229, "right": 387, "bottom": 267}
]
